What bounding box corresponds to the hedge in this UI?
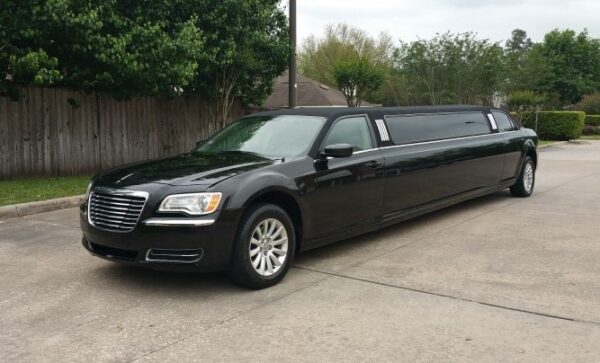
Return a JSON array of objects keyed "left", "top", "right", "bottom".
[
  {"left": 522, "top": 111, "right": 585, "bottom": 140},
  {"left": 585, "top": 115, "right": 600, "bottom": 126},
  {"left": 583, "top": 125, "right": 600, "bottom": 135}
]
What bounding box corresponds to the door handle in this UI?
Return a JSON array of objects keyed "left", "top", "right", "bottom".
[{"left": 365, "top": 160, "right": 382, "bottom": 168}]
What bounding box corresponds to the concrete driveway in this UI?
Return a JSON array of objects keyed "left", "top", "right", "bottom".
[{"left": 2, "top": 141, "right": 600, "bottom": 362}]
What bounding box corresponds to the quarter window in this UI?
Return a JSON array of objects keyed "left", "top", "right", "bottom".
[
  {"left": 492, "top": 111, "right": 518, "bottom": 132},
  {"left": 385, "top": 112, "right": 491, "bottom": 144},
  {"left": 324, "top": 116, "right": 373, "bottom": 151}
]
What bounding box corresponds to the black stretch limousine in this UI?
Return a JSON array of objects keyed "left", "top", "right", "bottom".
[{"left": 81, "top": 106, "right": 538, "bottom": 288}]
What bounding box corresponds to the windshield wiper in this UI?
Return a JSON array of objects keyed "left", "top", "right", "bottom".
[{"left": 220, "top": 150, "right": 282, "bottom": 161}]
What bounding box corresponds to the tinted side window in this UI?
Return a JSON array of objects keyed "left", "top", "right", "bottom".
[
  {"left": 385, "top": 112, "right": 491, "bottom": 144},
  {"left": 324, "top": 116, "right": 373, "bottom": 151},
  {"left": 492, "top": 111, "right": 517, "bottom": 132}
]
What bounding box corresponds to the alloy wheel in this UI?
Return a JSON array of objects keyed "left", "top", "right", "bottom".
[
  {"left": 523, "top": 162, "right": 534, "bottom": 193},
  {"left": 249, "top": 218, "right": 289, "bottom": 276}
]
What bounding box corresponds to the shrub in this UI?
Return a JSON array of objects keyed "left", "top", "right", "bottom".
[
  {"left": 582, "top": 125, "right": 600, "bottom": 135},
  {"left": 507, "top": 91, "right": 546, "bottom": 122},
  {"left": 576, "top": 93, "right": 600, "bottom": 115},
  {"left": 522, "top": 111, "right": 585, "bottom": 140},
  {"left": 584, "top": 115, "right": 600, "bottom": 126}
]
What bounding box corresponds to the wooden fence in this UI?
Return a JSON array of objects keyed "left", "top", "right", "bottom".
[{"left": 0, "top": 87, "right": 245, "bottom": 179}]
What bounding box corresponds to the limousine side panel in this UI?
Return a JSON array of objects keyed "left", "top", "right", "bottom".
[{"left": 379, "top": 133, "right": 506, "bottom": 218}]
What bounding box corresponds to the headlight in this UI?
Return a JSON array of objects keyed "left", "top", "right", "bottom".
[{"left": 159, "top": 193, "right": 222, "bottom": 215}]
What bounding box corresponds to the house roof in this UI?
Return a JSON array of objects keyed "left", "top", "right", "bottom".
[{"left": 261, "top": 72, "right": 375, "bottom": 109}]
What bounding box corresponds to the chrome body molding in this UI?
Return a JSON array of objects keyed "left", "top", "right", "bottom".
[
  {"left": 380, "top": 130, "right": 516, "bottom": 150},
  {"left": 142, "top": 218, "right": 216, "bottom": 227},
  {"left": 145, "top": 248, "right": 204, "bottom": 264},
  {"left": 92, "top": 186, "right": 150, "bottom": 198}
]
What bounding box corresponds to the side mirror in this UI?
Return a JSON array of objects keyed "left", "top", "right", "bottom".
[{"left": 321, "top": 144, "right": 354, "bottom": 158}]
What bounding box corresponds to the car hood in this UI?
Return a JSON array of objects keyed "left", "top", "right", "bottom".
[{"left": 96, "top": 152, "right": 277, "bottom": 187}]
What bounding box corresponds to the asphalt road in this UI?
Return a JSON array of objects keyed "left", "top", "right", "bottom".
[{"left": 2, "top": 141, "right": 600, "bottom": 362}]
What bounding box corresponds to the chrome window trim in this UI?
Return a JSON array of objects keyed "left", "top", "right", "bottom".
[
  {"left": 353, "top": 148, "right": 379, "bottom": 155},
  {"left": 142, "top": 218, "right": 216, "bottom": 227},
  {"left": 315, "top": 130, "right": 517, "bottom": 160},
  {"left": 319, "top": 114, "right": 375, "bottom": 152},
  {"left": 491, "top": 110, "right": 519, "bottom": 132},
  {"left": 487, "top": 113, "right": 498, "bottom": 131},
  {"left": 379, "top": 130, "right": 516, "bottom": 151},
  {"left": 87, "top": 188, "right": 149, "bottom": 233},
  {"left": 375, "top": 119, "right": 390, "bottom": 142},
  {"left": 383, "top": 111, "right": 493, "bottom": 144}
]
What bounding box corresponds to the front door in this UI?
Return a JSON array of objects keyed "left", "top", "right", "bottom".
[{"left": 303, "top": 116, "right": 385, "bottom": 242}]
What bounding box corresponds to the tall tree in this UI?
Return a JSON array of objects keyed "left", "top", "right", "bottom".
[
  {"left": 333, "top": 57, "right": 384, "bottom": 107},
  {"left": 505, "top": 29, "right": 533, "bottom": 53},
  {"left": 299, "top": 23, "right": 394, "bottom": 99},
  {"left": 396, "top": 32, "right": 504, "bottom": 105},
  {"left": 536, "top": 29, "right": 600, "bottom": 105},
  {"left": 503, "top": 29, "right": 554, "bottom": 96}
]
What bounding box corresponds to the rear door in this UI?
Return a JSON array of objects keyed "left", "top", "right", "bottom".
[
  {"left": 491, "top": 110, "right": 523, "bottom": 181},
  {"left": 380, "top": 111, "right": 505, "bottom": 217}
]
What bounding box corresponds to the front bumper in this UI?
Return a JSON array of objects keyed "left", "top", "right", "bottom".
[{"left": 80, "top": 207, "right": 238, "bottom": 272}]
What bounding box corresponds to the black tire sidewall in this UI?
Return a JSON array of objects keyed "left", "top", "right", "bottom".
[{"left": 229, "top": 204, "right": 295, "bottom": 289}]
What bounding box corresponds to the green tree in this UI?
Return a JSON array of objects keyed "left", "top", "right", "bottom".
[
  {"left": 333, "top": 57, "right": 384, "bottom": 107},
  {"left": 396, "top": 32, "right": 504, "bottom": 105},
  {"left": 0, "top": 0, "right": 289, "bottom": 126},
  {"left": 505, "top": 29, "right": 533, "bottom": 53},
  {"left": 179, "top": 0, "right": 289, "bottom": 127},
  {"left": 0, "top": 0, "right": 203, "bottom": 99},
  {"left": 536, "top": 29, "right": 600, "bottom": 105},
  {"left": 507, "top": 90, "right": 547, "bottom": 122},
  {"left": 503, "top": 29, "right": 547, "bottom": 93},
  {"left": 299, "top": 23, "right": 394, "bottom": 101}
]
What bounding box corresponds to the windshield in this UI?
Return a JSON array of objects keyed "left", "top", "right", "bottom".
[{"left": 195, "top": 115, "right": 326, "bottom": 157}]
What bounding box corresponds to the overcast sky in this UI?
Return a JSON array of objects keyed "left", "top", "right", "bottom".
[{"left": 295, "top": 0, "right": 600, "bottom": 45}]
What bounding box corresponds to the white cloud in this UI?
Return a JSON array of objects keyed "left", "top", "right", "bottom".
[{"left": 295, "top": 0, "right": 600, "bottom": 45}]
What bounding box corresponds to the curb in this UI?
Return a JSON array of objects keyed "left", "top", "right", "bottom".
[
  {"left": 0, "top": 195, "right": 85, "bottom": 221},
  {"left": 538, "top": 141, "right": 570, "bottom": 150}
]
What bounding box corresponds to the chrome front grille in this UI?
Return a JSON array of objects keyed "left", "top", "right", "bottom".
[{"left": 88, "top": 189, "right": 148, "bottom": 232}]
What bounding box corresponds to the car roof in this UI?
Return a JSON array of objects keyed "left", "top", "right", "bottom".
[{"left": 249, "top": 105, "right": 492, "bottom": 120}]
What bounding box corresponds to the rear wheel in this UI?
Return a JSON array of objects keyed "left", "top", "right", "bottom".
[
  {"left": 229, "top": 203, "right": 295, "bottom": 289},
  {"left": 510, "top": 157, "right": 535, "bottom": 197}
]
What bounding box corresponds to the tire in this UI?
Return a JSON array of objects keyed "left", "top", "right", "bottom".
[
  {"left": 510, "top": 156, "right": 536, "bottom": 197},
  {"left": 229, "top": 203, "right": 295, "bottom": 289}
]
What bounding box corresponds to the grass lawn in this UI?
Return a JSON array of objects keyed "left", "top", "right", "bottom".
[
  {"left": 0, "top": 175, "right": 90, "bottom": 206},
  {"left": 580, "top": 135, "right": 600, "bottom": 140}
]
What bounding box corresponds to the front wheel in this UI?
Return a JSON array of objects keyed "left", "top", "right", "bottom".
[
  {"left": 229, "top": 203, "right": 295, "bottom": 289},
  {"left": 510, "top": 156, "right": 536, "bottom": 197}
]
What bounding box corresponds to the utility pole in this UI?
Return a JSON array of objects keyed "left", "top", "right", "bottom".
[{"left": 289, "top": 0, "right": 297, "bottom": 108}]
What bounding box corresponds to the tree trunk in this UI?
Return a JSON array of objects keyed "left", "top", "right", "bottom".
[{"left": 212, "top": 69, "right": 240, "bottom": 131}]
